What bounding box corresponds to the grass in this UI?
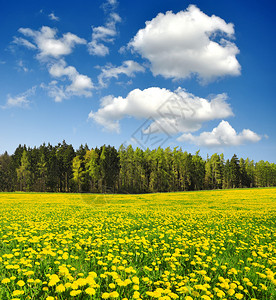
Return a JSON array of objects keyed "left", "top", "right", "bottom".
[{"left": 0, "top": 188, "right": 275, "bottom": 300}]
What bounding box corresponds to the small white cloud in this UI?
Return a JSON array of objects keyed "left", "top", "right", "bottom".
[
  {"left": 17, "top": 60, "right": 29, "bottom": 72},
  {"left": 98, "top": 60, "right": 145, "bottom": 87},
  {"left": 48, "top": 12, "right": 60, "bottom": 21},
  {"left": 178, "top": 120, "right": 261, "bottom": 147},
  {"left": 88, "top": 2, "right": 121, "bottom": 56},
  {"left": 107, "top": 0, "right": 117, "bottom": 5},
  {"left": 102, "top": 0, "right": 118, "bottom": 12},
  {"left": 2, "top": 87, "right": 36, "bottom": 109},
  {"left": 13, "top": 36, "right": 37, "bottom": 49},
  {"left": 18, "top": 26, "right": 86, "bottom": 60},
  {"left": 88, "top": 87, "right": 233, "bottom": 133},
  {"left": 88, "top": 40, "right": 110, "bottom": 56},
  {"left": 44, "top": 83, "right": 68, "bottom": 103},
  {"left": 128, "top": 5, "right": 241, "bottom": 82},
  {"left": 46, "top": 59, "right": 93, "bottom": 101}
]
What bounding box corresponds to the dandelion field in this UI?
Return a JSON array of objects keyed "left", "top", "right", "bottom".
[{"left": 0, "top": 188, "right": 275, "bottom": 300}]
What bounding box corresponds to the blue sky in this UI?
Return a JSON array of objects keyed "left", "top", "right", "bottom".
[{"left": 0, "top": 0, "right": 275, "bottom": 162}]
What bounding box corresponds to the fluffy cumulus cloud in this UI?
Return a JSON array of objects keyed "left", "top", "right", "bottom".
[
  {"left": 88, "top": 0, "right": 121, "bottom": 56},
  {"left": 178, "top": 120, "right": 261, "bottom": 147},
  {"left": 17, "top": 26, "right": 86, "bottom": 60},
  {"left": 88, "top": 87, "right": 233, "bottom": 133},
  {"left": 1, "top": 87, "right": 36, "bottom": 109},
  {"left": 46, "top": 60, "right": 93, "bottom": 101},
  {"left": 98, "top": 60, "right": 145, "bottom": 87},
  {"left": 129, "top": 5, "right": 241, "bottom": 82}
]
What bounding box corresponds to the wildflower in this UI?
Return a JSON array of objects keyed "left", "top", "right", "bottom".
[
  {"left": 56, "top": 284, "right": 66, "bottom": 293},
  {"left": 70, "top": 290, "right": 82, "bottom": 296},
  {"left": 85, "top": 287, "right": 96, "bottom": 295},
  {"left": 12, "top": 290, "right": 24, "bottom": 296},
  {"left": 102, "top": 292, "right": 110, "bottom": 299},
  {"left": 228, "top": 289, "right": 235, "bottom": 296},
  {"left": 133, "top": 291, "right": 140, "bottom": 299},
  {"left": 132, "top": 276, "right": 139, "bottom": 284},
  {"left": 17, "top": 280, "right": 25, "bottom": 287},
  {"left": 110, "top": 291, "right": 119, "bottom": 298}
]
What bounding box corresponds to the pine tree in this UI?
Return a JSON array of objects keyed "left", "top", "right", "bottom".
[{"left": 229, "top": 154, "right": 240, "bottom": 188}]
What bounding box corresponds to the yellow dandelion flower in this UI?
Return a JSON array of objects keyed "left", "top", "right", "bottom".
[
  {"left": 109, "top": 283, "right": 116, "bottom": 289},
  {"left": 17, "top": 280, "right": 25, "bottom": 287},
  {"left": 133, "top": 291, "right": 140, "bottom": 299},
  {"left": 85, "top": 287, "right": 96, "bottom": 295},
  {"left": 56, "top": 283, "right": 66, "bottom": 293},
  {"left": 70, "top": 290, "right": 82, "bottom": 296},
  {"left": 110, "top": 291, "right": 119, "bottom": 298},
  {"left": 1, "top": 278, "right": 11, "bottom": 284},
  {"left": 12, "top": 290, "right": 24, "bottom": 296},
  {"left": 102, "top": 292, "right": 110, "bottom": 299}
]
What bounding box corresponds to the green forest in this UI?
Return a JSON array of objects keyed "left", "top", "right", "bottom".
[{"left": 0, "top": 140, "right": 275, "bottom": 193}]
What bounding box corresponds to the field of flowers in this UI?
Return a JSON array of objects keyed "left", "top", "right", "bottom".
[{"left": 0, "top": 188, "right": 275, "bottom": 300}]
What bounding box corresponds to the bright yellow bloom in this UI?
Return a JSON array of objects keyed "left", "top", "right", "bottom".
[
  {"left": 228, "top": 289, "right": 235, "bottom": 296},
  {"left": 109, "top": 283, "right": 116, "bottom": 289},
  {"left": 132, "top": 276, "right": 140, "bottom": 284},
  {"left": 110, "top": 291, "right": 119, "bottom": 298},
  {"left": 102, "top": 292, "right": 110, "bottom": 299},
  {"left": 70, "top": 290, "right": 82, "bottom": 296},
  {"left": 1, "top": 278, "right": 10, "bottom": 284},
  {"left": 12, "top": 290, "right": 24, "bottom": 296},
  {"left": 56, "top": 283, "right": 66, "bottom": 293},
  {"left": 133, "top": 291, "right": 140, "bottom": 299},
  {"left": 85, "top": 287, "right": 96, "bottom": 295},
  {"left": 17, "top": 280, "right": 25, "bottom": 287}
]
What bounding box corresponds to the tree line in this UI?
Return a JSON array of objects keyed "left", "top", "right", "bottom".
[{"left": 0, "top": 140, "right": 275, "bottom": 193}]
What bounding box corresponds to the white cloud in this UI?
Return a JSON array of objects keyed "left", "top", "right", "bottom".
[
  {"left": 88, "top": 4, "right": 121, "bottom": 56},
  {"left": 98, "top": 60, "right": 145, "bottom": 87},
  {"left": 15, "top": 27, "right": 93, "bottom": 101},
  {"left": 88, "top": 40, "right": 110, "bottom": 57},
  {"left": 13, "top": 36, "right": 37, "bottom": 49},
  {"left": 88, "top": 87, "right": 233, "bottom": 133},
  {"left": 47, "top": 60, "right": 93, "bottom": 101},
  {"left": 48, "top": 12, "right": 60, "bottom": 21},
  {"left": 18, "top": 26, "right": 86, "bottom": 60},
  {"left": 17, "top": 60, "right": 29, "bottom": 72},
  {"left": 102, "top": 0, "right": 118, "bottom": 13},
  {"left": 128, "top": 4, "right": 241, "bottom": 82},
  {"left": 2, "top": 87, "right": 36, "bottom": 109},
  {"left": 106, "top": 0, "right": 117, "bottom": 6},
  {"left": 178, "top": 120, "right": 261, "bottom": 147}
]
